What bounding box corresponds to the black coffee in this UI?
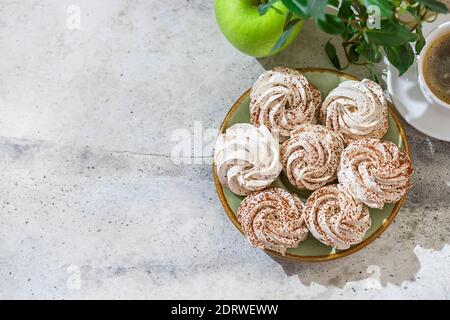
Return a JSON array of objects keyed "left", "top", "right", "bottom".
[{"left": 423, "top": 33, "right": 450, "bottom": 104}]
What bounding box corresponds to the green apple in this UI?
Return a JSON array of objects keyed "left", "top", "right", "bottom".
[{"left": 214, "top": 0, "right": 304, "bottom": 58}]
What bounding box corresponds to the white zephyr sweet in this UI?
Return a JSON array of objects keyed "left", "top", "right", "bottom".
[
  {"left": 237, "top": 188, "right": 309, "bottom": 254},
  {"left": 250, "top": 67, "right": 322, "bottom": 141},
  {"left": 338, "top": 138, "right": 413, "bottom": 209},
  {"left": 214, "top": 123, "right": 282, "bottom": 196},
  {"left": 305, "top": 184, "right": 371, "bottom": 250},
  {"left": 280, "top": 124, "right": 345, "bottom": 190},
  {"left": 320, "top": 79, "right": 389, "bottom": 143}
]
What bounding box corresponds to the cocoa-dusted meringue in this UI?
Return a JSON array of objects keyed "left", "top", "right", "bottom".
[
  {"left": 237, "top": 188, "right": 308, "bottom": 254},
  {"left": 338, "top": 139, "right": 413, "bottom": 209},
  {"left": 250, "top": 67, "right": 322, "bottom": 141},
  {"left": 280, "top": 124, "right": 345, "bottom": 190},
  {"left": 214, "top": 123, "right": 282, "bottom": 196},
  {"left": 305, "top": 184, "right": 371, "bottom": 250},
  {"left": 320, "top": 79, "right": 389, "bottom": 143}
]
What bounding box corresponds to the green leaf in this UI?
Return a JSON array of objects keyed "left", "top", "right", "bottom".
[
  {"left": 307, "top": 0, "right": 328, "bottom": 19},
  {"left": 366, "top": 20, "right": 419, "bottom": 46},
  {"left": 283, "top": 11, "right": 294, "bottom": 28},
  {"left": 348, "top": 44, "right": 360, "bottom": 62},
  {"left": 325, "top": 40, "right": 342, "bottom": 69},
  {"left": 417, "top": 0, "right": 449, "bottom": 13},
  {"left": 338, "top": 0, "right": 353, "bottom": 19},
  {"left": 356, "top": 41, "right": 382, "bottom": 63},
  {"left": 258, "top": 0, "right": 280, "bottom": 16},
  {"left": 317, "top": 14, "right": 347, "bottom": 35},
  {"left": 281, "top": 0, "right": 327, "bottom": 19},
  {"left": 366, "top": 64, "right": 380, "bottom": 83},
  {"left": 282, "top": 0, "right": 308, "bottom": 19},
  {"left": 415, "top": 25, "right": 426, "bottom": 55},
  {"left": 357, "top": 3, "right": 369, "bottom": 27},
  {"left": 270, "top": 18, "right": 302, "bottom": 53},
  {"left": 328, "top": 0, "right": 340, "bottom": 8},
  {"left": 362, "top": 0, "right": 394, "bottom": 18},
  {"left": 384, "top": 44, "right": 415, "bottom": 76}
]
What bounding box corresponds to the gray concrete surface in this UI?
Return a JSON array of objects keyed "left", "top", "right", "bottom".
[{"left": 0, "top": 0, "right": 449, "bottom": 299}]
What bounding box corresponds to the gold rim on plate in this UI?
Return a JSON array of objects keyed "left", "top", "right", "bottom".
[{"left": 213, "top": 68, "right": 410, "bottom": 262}]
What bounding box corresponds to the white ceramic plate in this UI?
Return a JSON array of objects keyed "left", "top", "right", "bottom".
[{"left": 386, "top": 14, "right": 450, "bottom": 142}]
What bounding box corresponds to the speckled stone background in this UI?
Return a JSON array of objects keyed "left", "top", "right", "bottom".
[{"left": 1, "top": 0, "right": 450, "bottom": 299}]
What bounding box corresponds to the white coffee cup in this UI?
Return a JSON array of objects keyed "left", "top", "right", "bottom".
[{"left": 417, "top": 21, "right": 450, "bottom": 109}]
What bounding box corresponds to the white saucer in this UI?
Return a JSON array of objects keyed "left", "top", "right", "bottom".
[{"left": 386, "top": 15, "right": 450, "bottom": 142}]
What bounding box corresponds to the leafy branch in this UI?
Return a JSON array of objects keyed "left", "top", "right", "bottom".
[{"left": 259, "top": 0, "right": 449, "bottom": 79}]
